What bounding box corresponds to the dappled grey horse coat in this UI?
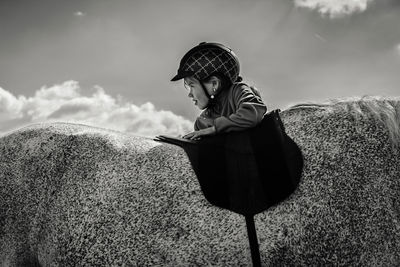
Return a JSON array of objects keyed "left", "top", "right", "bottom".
[{"left": 0, "top": 96, "right": 400, "bottom": 266}]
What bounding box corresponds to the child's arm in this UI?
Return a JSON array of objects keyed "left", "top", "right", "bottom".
[
  {"left": 194, "top": 116, "right": 214, "bottom": 131},
  {"left": 214, "top": 84, "right": 266, "bottom": 133},
  {"left": 184, "top": 84, "right": 266, "bottom": 140}
]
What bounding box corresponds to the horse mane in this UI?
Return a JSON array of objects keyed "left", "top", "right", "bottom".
[{"left": 286, "top": 96, "right": 400, "bottom": 148}]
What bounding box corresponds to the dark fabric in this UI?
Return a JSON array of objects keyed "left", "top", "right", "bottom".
[{"left": 158, "top": 110, "right": 303, "bottom": 216}]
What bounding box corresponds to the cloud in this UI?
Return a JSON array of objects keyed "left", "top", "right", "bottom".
[
  {"left": 0, "top": 87, "right": 25, "bottom": 121},
  {"left": 294, "top": 0, "right": 374, "bottom": 18},
  {"left": 74, "top": 11, "right": 86, "bottom": 17},
  {"left": 0, "top": 81, "right": 193, "bottom": 137},
  {"left": 396, "top": 44, "right": 400, "bottom": 55},
  {"left": 314, "top": 33, "right": 327, "bottom": 42}
]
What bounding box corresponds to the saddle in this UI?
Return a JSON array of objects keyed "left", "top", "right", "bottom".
[{"left": 156, "top": 109, "right": 303, "bottom": 216}]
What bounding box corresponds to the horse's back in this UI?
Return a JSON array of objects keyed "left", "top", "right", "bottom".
[
  {"left": 1, "top": 96, "right": 400, "bottom": 266},
  {"left": 0, "top": 122, "right": 251, "bottom": 266}
]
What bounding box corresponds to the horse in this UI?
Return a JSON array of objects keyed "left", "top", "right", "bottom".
[{"left": 0, "top": 96, "right": 399, "bottom": 266}]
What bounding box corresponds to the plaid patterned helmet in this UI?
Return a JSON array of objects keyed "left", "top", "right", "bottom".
[{"left": 171, "top": 42, "right": 240, "bottom": 83}]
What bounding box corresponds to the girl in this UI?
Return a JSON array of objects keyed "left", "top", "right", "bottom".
[{"left": 171, "top": 42, "right": 267, "bottom": 140}]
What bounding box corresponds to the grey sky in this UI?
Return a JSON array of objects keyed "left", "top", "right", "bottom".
[{"left": 0, "top": 0, "right": 399, "bottom": 124}]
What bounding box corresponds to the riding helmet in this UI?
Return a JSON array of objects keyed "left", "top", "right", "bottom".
[{"left": 171, "top": 42, "right": 240, "bottom": 83}]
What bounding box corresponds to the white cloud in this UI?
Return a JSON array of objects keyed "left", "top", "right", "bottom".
[
  {"left": 0, "top": 81, "right": 193, "bottom": 137},
  {"left": 0, "top": 87, "right": 25, "bottom": 121},
  {"left": 294, "top": 0, "right": 374, "bottom": 18},
  {"left": 74, "top": 11, "right": 86, "bottom": 17},
  {"left": 396, "top": 44, "right": 400, "bottom": 55}
]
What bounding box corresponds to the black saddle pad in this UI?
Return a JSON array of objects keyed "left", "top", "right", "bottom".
[{"left": 156, "top": 110, "right": 303, "bottom": 216}]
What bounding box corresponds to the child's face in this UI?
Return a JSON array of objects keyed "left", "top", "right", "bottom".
[{"left": 184, "top": 77, "right": 210, "bottom": 110}]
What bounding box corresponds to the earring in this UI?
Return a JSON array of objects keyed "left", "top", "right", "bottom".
[{"left": 210, "top": 88, "right": 216, "bottom": 99}]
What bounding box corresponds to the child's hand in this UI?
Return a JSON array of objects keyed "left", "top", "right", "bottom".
[{"left": 183, "top": 126, "right": 216, "bottom": 140}]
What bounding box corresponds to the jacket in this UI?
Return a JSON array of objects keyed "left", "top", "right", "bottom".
[{"left": 194, "top": 82, "right": 267, "bottom": 133}]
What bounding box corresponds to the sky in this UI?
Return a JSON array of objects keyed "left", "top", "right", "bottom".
[{"left": 0, "top": 0, "right": 399, "bottom": 137}]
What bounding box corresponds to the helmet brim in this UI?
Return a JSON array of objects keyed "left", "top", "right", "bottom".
[{"left": 170, "top": 70, "right": 194, "bottom": 82}]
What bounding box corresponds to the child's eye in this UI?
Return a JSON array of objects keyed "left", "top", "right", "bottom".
[{"left": 184, "top": 82, "right": 195, "bottom": 91}]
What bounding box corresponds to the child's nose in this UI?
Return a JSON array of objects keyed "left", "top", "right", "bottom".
[{"left": 188, "top": 90, "right": 193, "bottom": 98}]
